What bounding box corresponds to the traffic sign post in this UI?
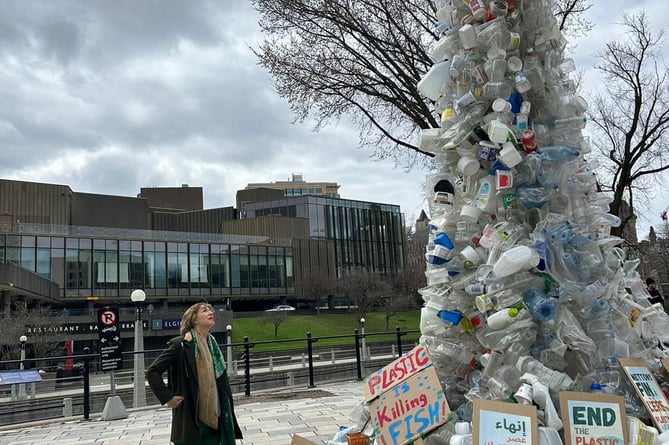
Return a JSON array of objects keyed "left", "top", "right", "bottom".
[
  {"left": 97, "top": 306, "right": 128, "bottom": 421},
  {"left": 97, "top": 307, "right": 123, "bottom": 372}
]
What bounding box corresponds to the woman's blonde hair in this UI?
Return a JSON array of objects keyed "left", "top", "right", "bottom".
[{"left": 180, "top": 302, "right": 214, "bottom": 336}]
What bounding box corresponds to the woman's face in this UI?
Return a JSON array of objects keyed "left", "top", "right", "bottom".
[{"left": 194, "top": 305, "right": 215, "bottom": 330}]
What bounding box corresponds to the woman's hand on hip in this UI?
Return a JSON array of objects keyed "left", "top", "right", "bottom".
[{"left": 166, "top": 396, "right": 184, "bottom": 409}]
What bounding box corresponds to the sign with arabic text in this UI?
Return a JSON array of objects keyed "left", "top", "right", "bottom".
[
  {"left": 619, "top": 358, "right": 669, "bottom": 431},
  {"left": 473, "top": 399, "right": 537, "bottom": 445},
  {"left": 559, "top": 391, "right": 626, "bottom": 445}
]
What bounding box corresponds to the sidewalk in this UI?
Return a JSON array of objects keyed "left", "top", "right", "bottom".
[{"left": 0, "top": 380, "right": 365, "bottom": 445}]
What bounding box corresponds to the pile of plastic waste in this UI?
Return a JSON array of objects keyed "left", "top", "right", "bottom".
[{"left": 323, "top": 0, "right": 669, "bottom": 444}]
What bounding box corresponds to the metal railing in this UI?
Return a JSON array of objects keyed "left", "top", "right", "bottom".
[{"left": 0, "top": 327, "right": 419, "bottom": 426}]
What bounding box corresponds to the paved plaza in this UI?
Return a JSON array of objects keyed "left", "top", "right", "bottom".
[{"left": 0, "top": 380, "right": 365, "bottom": 445}]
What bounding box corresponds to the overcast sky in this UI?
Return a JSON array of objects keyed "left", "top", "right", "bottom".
[{"left": 0, "top": 0, "right": 666, "bottom": 239}]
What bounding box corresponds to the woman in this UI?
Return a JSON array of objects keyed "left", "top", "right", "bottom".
[{"left": 147, "top": 303, "right": 242, "bottom": 445}]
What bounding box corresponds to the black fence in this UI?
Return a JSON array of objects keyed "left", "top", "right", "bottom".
[{"left": 0, "top": 327, "right": 420, "bottom": 427}]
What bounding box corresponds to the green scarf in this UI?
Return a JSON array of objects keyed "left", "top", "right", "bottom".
[{"left": 190, "top": 329, "right": 235, "bottom": 445}]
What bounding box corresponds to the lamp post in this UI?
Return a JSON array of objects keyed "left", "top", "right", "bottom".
[
  {"left": 360, "top": 318, "right": 367, "bottom": 361},
  {"left": 131, "top": 289, "right": 146, "bottom": 408},
  {"left": 18, "top": 335, "right": 27, "bottom": 399},
  {"left": 226, "top": 325, "right": 233, "bottom": 375}
]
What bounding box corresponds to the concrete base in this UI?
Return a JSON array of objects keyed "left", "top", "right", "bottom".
[{"left": 100, "top": 396, "right": 128, "bottom": 420}]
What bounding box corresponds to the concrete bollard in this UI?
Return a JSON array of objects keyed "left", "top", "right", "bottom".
[
  {"left": 330, "top": 349, "right": 336, "bottom": 364},
  {"left": 301, "top": 353, "right": 306, "bottom": 369},
  {"left": 287, "top": 371, "right": 295, "bottom": 387},
  {"left": 63, "top": 397, "right": 73, "bottom": 417},
  {"left": 391, "top": 344, "right": 396, "bottom": 357},
  {"left": 269, "top": 356, "right": 274, "bottom": 372}
]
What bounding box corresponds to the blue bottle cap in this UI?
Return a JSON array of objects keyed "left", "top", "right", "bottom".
[{"left": 438, "top": 309, "right": 464, "bottom": 326}]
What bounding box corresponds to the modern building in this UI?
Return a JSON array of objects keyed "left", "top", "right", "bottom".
[
  {"left": 238, "top": 173, "right": 340, "bottom": 210},
  {"left": 0, "top": 178, "right": 406, "bottom": 351}
]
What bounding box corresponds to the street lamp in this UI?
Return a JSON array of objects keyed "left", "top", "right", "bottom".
[
  {"left": 18, "top": 335, "right": 27, "bottom": 399},
  {"left": 130, "top": 289, "right": 146, "bottom": 408},
  {"left": 360, "top": 318, "right": 367, "bottom": 361},
  {"left": 226, "top": 325, "right": 233, "bottom": 375}
]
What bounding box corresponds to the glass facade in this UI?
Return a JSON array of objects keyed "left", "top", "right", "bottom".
[
  {"left": 243, "top": 196, "right": 405, "bottom": 274},
  {"left": 0, "top": 228, "right": 294, "bottom": 299}
]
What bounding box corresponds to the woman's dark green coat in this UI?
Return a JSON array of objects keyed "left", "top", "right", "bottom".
[{"left": 146, "top": 335, "right": 243, "bottom": 444}]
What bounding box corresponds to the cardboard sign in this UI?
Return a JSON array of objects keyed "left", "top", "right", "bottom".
[
  {"left": 473, "top": 399, "right": 538, "bottom": 445},
  {"left": 559, "top": 391, "right": 627, "bottom": 445},
  {"left": 619, "top": 358, "right": 669, "bottom": 431},
  {"left": 661, "top": 358, "right": 669, "bottom": 378},
  {"left": 364, "top": 344, "right": 431, "bottom": 402},
  {"left": 290, "top": 434, "right": 318, "bottom": 445},
  {"left": 369, "top": 364, "right": 450, "bottom": 445}
]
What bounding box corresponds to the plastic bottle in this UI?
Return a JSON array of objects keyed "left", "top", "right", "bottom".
[
  {"left": 514, "top": 383, "right": 533, "bottom": 405},
  {"left": 418, "top": 61, "right": 453, "bottom": 101},
  {"left": 523, "top": 48, "right": 545, "bottom": 95},
  {"left": 433, "top": 179, "right": 456, "bottom": 210},
  {"left": 486, "top": 307, "right": 520, "bottom": 330},
  {"left": 475, "top": 176, "right": 497, "bottom": 214},
  {"left": 520, "top": 129, "right": 538, "bottom": 152},
  {"left": 516, "top": 356, "right": 574, "bottom": 391},
  {"left": 458, "top": 24, "right": 478, "bottom": 50},
  {"left": 522, "top": 288, "right": 557, "bottom": 322},
  {"left": 492, "top": 246, "right": 540, "bottom": 278},
  {"left": 537, "top": 145, "right": 579, "bottom": 163},
  {"left": 420, "top": 301, "right": 449, "bottom": 337}
]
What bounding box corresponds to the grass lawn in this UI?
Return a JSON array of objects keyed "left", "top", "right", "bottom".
[{"left": 229, "top": 311, "right": 421, "bottom": 352}]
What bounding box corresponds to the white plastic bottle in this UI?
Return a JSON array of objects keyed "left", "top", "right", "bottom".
[
  {"left": 491, "top": 245, "right": 540, "bottom": 278},
  {"left": 486, "top": 307, "right": 520, "bottom": 330},
  {"left": 475, "top": 176, "right": 497, "bottom": 214}
]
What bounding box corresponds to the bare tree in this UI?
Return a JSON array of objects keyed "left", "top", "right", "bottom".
[
  {"left": 251, "top": 0, "right": 593, "bottom": 166},
  {"left": 295, "top": 269, "right": 337, "bottom": 314},
  {"left": 0, "top": 307, "right": 63, "bottom": 365},
  {"left": 263, "top": 310, "right": 289, "bottom": 337},
  {"left": 589, "top": 13, "right": 669, "bottom": 237},
  {"left": 338, "top": 268, "right": 390, "bottom": 320}
]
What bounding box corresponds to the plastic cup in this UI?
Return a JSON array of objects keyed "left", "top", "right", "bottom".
[
  {"left": 457, "top": 156, "right": 480, "bottom": 176},
  {"left": 507, "top": 56, "right": 522, "bottom": 73},
  {"left": 460, "top": 204, "right": 482, "bottom": 222}
]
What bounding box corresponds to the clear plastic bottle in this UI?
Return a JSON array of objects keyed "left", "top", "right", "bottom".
[
  {"left": 537, "top": 145, "right": 580, "bottom": 163},
  {"left": 516, "top": 356, "right": 574, "bottom": 391},
  {"left": 522, "top": 288, "right": 557, "bottom": 322}
]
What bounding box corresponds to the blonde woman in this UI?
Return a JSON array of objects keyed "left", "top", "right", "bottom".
[{"left": 147, "top": 303, "right": 242, "bottom": 445}]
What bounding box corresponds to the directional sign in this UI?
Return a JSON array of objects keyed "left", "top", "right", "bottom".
[{"left": 97, "top": 307, "right": 122, "bottom": 372}]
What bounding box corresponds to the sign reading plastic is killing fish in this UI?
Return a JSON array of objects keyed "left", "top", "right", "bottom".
[
  {"left": 367, "top": 345, "right": 450, "bottom": 445},
  {"left": 364, "top": 344, "right": 431, "bottom": 402}
]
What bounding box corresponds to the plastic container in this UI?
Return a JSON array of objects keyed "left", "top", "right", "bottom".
[
  {"left": 497, "top": 142, "right": 522, "bottom": 168},
  {"left": 537, "top": 145, "right": 579, "bottom": 163},
  {"left": 516, "top": 356, "right": 574, "bottom": 391},
  {"left": 487, "top": 307, "right": 520, "bottom": 330},
  {"left": 418, "top": 61, "right": 452, "bottom": 101},
  {"left": 492, "top": 246, "right": 540, "bottom": 278},
  {"left": 457, "top": 156, "right": 480, "bottom": 176},
  {"left": 522, "top": 288, "right": 557, "bottom": 322},
  {"left": 475, "top": 176, "right": 497, "bottom": 214}
]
